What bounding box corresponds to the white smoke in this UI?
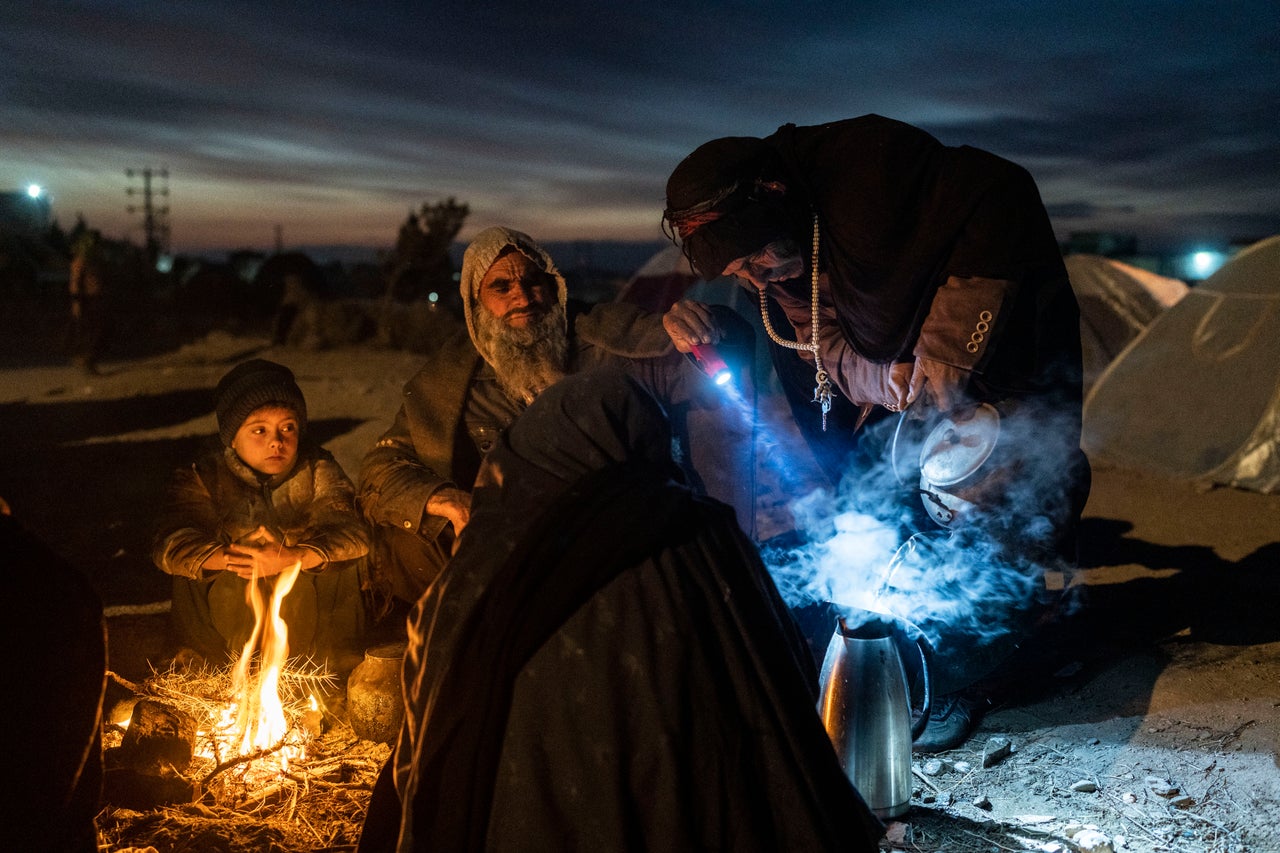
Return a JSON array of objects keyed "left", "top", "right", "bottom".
[{"left": 764, "top": 399, "right": 1086, "bottom": 693}]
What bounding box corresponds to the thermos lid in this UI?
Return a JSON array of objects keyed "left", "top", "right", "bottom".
[{"left": 918, "top": 403, "right": 1000, "bottom": 487}]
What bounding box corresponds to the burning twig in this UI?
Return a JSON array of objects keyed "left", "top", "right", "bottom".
[
  {"left": 201, "top": 737, "right": 292, "bottom": 787},
  {"left": 243, "top": 779, "right": 290, "bottom": 806},
  {"left": 284, "top": 771, "right": 377, "bottom": 791},
  {"left": 107, "top": 670, "right": 143, "bottom": 694}
]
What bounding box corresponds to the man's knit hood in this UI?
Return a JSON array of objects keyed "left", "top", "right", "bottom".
[{"left": 460, "top": 226, "right": 568, "bottom": 365}]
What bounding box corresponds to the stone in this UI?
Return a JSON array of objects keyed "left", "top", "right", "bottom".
[
  {"left": 101, "top": 763, "right": 196, "bottom": 810},
  {"left": 117, "top": 699, "right": 197, "bottom": 771},
  {"left": 1071, "top": 780, "right": 1099, "bottom": 793},
  {"left": 1070, "top": 828, "right": 1114, "bottom": 853},
  {"left": 982, "top": 736, "right": 1012, "bottom": 768}
]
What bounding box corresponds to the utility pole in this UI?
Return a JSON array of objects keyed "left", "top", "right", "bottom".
[{"left": 125, "top": 167, "right": 170, "bottom": 265}]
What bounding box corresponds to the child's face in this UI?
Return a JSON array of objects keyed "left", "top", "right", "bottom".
[{"left": 232, "top": 405, "right": 300, "bottom": 476}]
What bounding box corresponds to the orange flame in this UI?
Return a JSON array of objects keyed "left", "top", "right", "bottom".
[{"left": 225, "top": 561, "right": 306, "bottom": 772}]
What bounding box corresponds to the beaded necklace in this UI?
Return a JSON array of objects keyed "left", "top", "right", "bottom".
[{"left": 757, "top": 214, "right": 833, "bottom": 430}]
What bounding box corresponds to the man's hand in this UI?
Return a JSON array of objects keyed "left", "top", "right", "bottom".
[
  {"left": 662, "top": 299, "right": 721, "bottom": 354},
  {"left": 907, "top": 356, "right": 971, "bottom": 412},
  {"left": 426, "top": 487, "right": 472, "bottom": 548}
]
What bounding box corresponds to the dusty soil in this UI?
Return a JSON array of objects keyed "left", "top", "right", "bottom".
[
  {"left": 898, "top": 458, "right": 1280, "bottom": 853},
  {"left": 2, "top": 329, "right": 1277, "bottom": 852}
]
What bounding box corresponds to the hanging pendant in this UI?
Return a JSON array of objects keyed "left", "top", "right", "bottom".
[
  {"left": 813, "top": 368, "right": 833, "bottom": 431},
  {"left": 756, "top": 213, "right": 831, "bottom": 432},
  {"left": 809, "top": 213, "right": 829, "bottom": 432}
]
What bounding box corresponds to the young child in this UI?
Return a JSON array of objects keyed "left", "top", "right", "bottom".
[{"left": 152, "top": 359, "right": 369, "bottom": 673}]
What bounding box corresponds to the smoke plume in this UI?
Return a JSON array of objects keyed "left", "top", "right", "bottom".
[{"left": 764, "top": 399, "right": 1086, "bottom": 694}]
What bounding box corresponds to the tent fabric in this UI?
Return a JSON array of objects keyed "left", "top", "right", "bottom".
[
  {"left": 1065, "top": 254, "right": 1188, "bottom": 391},
  {"left": 615, "top": 244, "right": 699, "bottom": 313},
  {"left": 615, "top": 244, "right": 780, "bottom": 386},
  {"left": 1082, "top": 235, "right": 1280, "bottom": 493}
]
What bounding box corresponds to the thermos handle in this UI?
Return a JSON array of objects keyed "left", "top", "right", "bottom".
[{"left": 909, "top": 635, "right": 933, "bottom": 741}]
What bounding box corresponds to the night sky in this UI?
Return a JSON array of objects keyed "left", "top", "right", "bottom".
[{"left": 3, "top": 1, "right": 1278, "bottom": 257}]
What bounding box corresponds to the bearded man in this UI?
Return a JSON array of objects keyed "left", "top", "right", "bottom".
[{"left": 358, "top": 226, "right": 753, "bottom": 606}]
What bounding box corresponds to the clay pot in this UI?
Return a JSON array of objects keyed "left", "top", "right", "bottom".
[{"left": 346, "top": 641, "right": 407, "bottom": 744}]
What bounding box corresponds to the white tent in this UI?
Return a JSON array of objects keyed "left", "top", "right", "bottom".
[
  {"left": 1066, "top": 254, "right": 1188, "bottom": 391},
  {"left": 1082, "top": 235, "right": 1280, "bottom": 493},
  {"left": 615, "top": 244, "right": 700, "bottom": 313}
]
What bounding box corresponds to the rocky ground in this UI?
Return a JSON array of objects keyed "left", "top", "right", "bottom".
[{"left": 2, "top": 328, "right": 1277, "bottom": 852}]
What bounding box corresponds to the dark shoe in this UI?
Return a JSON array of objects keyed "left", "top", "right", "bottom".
[{"left": 913, "top": 693, "right": 982, "bottom": 753}]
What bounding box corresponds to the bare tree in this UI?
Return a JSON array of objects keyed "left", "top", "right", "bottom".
[{"left": 382, "top": 197, "right": 469, "bottom": 313}]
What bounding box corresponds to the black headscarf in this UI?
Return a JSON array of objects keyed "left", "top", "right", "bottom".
[
  {"left": 665, "top": 115, "right": 1069, "bottom": 367},
  {"left": 479, "top": 364, "right": 679, "bottom": 516},
  {"left": 663, "top": 136, "right": 807, "bottom": 280}
]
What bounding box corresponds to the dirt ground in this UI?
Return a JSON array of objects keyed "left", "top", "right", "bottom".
[{"left": 2, "top": 329, "right": 1278, "bottom": 852}]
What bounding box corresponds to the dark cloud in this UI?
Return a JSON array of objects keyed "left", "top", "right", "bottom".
[
  {"left": 1045, "top": 201, "right": 1137, "bottom": 220},
  {"left": 2, "top": 0, "right": 1277, "bottom": 253}
]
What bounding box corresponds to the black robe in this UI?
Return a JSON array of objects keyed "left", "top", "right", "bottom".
[
  {"left": 766, "top": 115, "right": 1080, "bottom": 391},
  {"left": 361, "top": 369, "right": 881, "bottom": 852}
]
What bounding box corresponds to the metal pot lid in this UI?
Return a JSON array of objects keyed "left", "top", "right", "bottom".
[{"left": 918, "top": 403, "right": 1000, "bottom": 486}]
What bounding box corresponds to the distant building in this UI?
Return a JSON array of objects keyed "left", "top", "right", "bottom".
[{"left": 0, "top": 188, "right": 52, "bottom": 236}]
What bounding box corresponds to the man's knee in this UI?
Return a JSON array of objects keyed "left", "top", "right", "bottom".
[{"left": 370, "top": 524, "right": 452, "bottom": 604}]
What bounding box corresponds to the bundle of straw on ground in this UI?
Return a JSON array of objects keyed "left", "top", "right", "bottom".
[{"left": 100, "top": 662, "right": 391, "bottom": 852}]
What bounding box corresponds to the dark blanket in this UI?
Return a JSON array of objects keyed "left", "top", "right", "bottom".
[
  {"left": 1, "top": 514, "right": 106, "bottom": 852},
  {"left": 363, "top": 370, "right": 881, "bottom": 852}
]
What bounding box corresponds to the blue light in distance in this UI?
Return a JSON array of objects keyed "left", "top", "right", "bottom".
[{"left": 1188, "top": 250, "right": 1225, "bottom": 279}]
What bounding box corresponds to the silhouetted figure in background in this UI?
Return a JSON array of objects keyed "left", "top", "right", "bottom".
[{"left": 67, "top": 231, "right": 111, "bottom": 373}]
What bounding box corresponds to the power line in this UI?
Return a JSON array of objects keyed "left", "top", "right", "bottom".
[{"left": 125, "top": 166, "right": 170, "bottom": 262}]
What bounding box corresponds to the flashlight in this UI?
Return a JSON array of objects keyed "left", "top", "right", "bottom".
[{"left": 686, "top": 343, "right": 733, "bottom": 386}]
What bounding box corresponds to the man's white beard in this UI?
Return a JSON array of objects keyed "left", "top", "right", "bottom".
[{"left": 474, "top": 302, "right": 569, "bottom": 403}]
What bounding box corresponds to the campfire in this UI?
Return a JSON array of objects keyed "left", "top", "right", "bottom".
[
  {"left": 213, "top": 562, "right": 312, "bottom": 780},
  {"left": 98, "top": 563, "right": 391, "bottom": 852}
]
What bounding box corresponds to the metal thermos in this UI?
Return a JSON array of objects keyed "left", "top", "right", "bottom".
[{"left": 816, "top": 614, "right": 932, "bottom": 819}]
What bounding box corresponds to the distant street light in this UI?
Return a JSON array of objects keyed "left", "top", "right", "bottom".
[
  {"left": 1189, "top": 250, "right": 1225, "bottom": 279},
  {"left": 26, "top": 183, "right": 43, "bottom": 199}
]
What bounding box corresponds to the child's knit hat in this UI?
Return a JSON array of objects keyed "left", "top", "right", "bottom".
[{"left": 214, "top": 359, "right": 307, "bottom": 446}]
